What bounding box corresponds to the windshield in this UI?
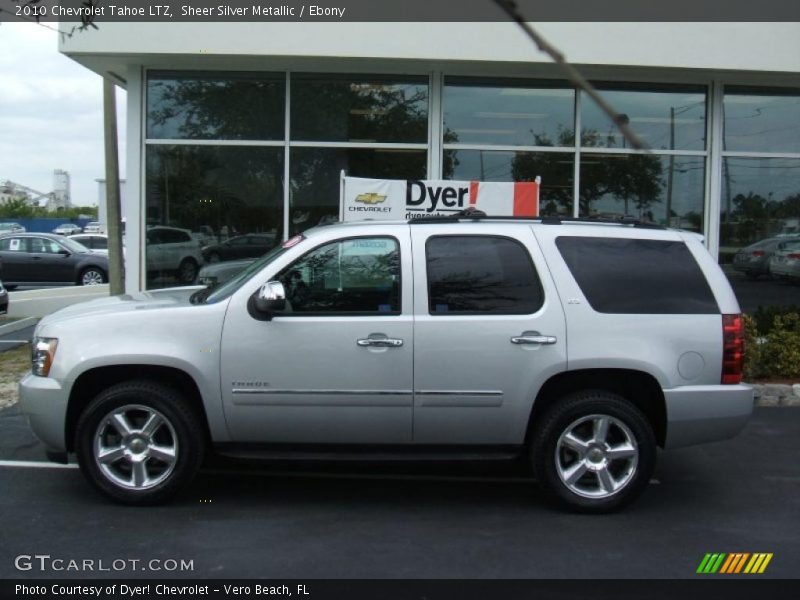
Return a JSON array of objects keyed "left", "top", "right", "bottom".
[{"left": 197, "top": 244, "right": 290, "bottom": 304}]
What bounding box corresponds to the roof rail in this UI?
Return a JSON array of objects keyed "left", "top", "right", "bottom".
[{"left": 407, "top": 210, "right": 665, "bottom": 230}]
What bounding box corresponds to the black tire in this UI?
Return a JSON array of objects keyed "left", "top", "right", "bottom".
[
  {"left": 177, "top": 258, "right": 198, "bottom": 284},
  {"left": 78, "top": 266, "right": 107, "bottom": 286},
  {"left": 75, "top": 380, "right": 205, "bottom": 505},
  {"left": 531, "top": 390, "right": 656, "bottom": 513}
]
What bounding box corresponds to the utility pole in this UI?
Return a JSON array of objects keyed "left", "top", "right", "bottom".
[{"left": 103, "top": 77, "right": 125, "bottom": 295}]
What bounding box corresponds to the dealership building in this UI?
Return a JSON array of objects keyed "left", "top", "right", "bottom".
[{"left": 59, "top": 21, "right": 800, "bottom": 293}]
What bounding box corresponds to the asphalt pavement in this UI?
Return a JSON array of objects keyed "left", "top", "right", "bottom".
[
  {"left": 0, "top": 324, "right": 34, "bottom": 353},
  {"left": 0, "top": 407, "right": 797, "bottom": 579}
]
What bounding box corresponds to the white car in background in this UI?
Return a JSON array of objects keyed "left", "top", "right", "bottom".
[
  {"left": 146, "top": 225, "right": 204, "bottom": 284},
  {"left": 83, "top": 221, "right": 103, "bottom": 234}
]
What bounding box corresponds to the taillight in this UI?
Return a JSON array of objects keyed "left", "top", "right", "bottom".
[
  {"left": 787, "top": 253, "right": 800, "bottom": 260},
  {"left": 751, "top": 250, "right": 765, "bottom": 257},
  {"left": 722, "top": 314, "right": 744, "bottom": 385}
]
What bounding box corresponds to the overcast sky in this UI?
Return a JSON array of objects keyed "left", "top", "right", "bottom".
[{"left": 0, "top": 22, "right": 126, "bottom": 207}]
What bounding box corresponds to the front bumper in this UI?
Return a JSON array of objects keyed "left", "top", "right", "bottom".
[
  {"left": 664, "top": 384, "right": 754, "bottom": 449},
  {"left": 18, "top": 372, "right": 69, "bottom": 454}
]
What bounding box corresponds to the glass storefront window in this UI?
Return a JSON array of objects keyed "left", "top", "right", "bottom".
[
  {"left": 146, "top": 72, "right": 285, "bottom": 140},
  {"left": 443, "top": 79, "right": 574, "bottom": 147},
  {"left": 443, "top": 149, "right": 574, "bottom": 216},
  {"left": 724, "top": 88, "right": 800, "bottom": 154},
  {"left": 289, "top": 147, "right": 427, "bottom": 235},
  {"left": 290, "top": 75, "right": 428, "bottom": 143},
  {"left": 581, "top": 86, "right": 707, "bottom": 151},
  {"left": 719, "top": 157, "right": 800, "bottom": 257},
  {"left": 578, "top": 154, "right": 705, "bottom": 231},
  {"left": 145, "top": 145, "right": 284, "bottom": 287}
]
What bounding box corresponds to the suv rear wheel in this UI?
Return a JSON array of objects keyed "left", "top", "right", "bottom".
[
  {"left": 178, "top": 258, "right": 198, "bottom": 283},
  {"left": 531, "top": 390, "right": 656, "bottom": 513},
  {"left": 75, "top": 380, "right": 205, "bottom": 505}
]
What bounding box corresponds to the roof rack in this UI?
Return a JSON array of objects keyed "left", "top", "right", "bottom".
[{"left": 407, "top": 209, "right": 665, "bottom": 230}]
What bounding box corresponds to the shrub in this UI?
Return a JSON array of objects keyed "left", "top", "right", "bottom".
[{"left": 744, "top": 311, "right": 800, "bottom": 380}]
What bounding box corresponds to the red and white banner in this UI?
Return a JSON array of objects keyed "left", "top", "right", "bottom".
[{"left": 341, "top": 175, "right": 540, "bottom": 222}]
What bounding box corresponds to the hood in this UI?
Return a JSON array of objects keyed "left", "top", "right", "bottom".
[{"left": 37, "top": 287, "right": 202, "bottom": 332}]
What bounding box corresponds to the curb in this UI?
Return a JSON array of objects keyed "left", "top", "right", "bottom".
[
  {"left": 751, "top": 383, "right": 800, "bottom": 407},
  {"left": 0, "top": 317, "right": 38, "bottom": 338}
]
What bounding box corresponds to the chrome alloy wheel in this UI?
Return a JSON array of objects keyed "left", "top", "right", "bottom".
[
  {"left": 555, "top": 414, "right": 639, "bottom": 499},
  {"left": 93, "top": 405, "right": 178, "bottom": 490},
  {"left": 81, "top": 270, "right": 104, "bottom": 285}
]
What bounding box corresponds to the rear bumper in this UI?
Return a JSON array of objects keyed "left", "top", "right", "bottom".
[
  {"left": 664, "top": 384, "right": 754, "bottom": 449},
  {"left": 18, "top": 372, "right": 69, "bottom": 454}
]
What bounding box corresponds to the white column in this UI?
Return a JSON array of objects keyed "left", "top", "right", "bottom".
[
  {"left": 124, "top": 65, "right": 144, "bottom": 293},
  {"left": 706, "top": 80, "right": 724, "bottom": 259}
]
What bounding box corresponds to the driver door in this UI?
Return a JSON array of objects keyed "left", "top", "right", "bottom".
[{"left": 220, "top": 229, "right": 414, "bottom": 444}]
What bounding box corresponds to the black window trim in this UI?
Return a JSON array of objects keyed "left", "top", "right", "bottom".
[
  {"left": 424, "top": 234, "right": 544, "bottom": 317},
  {"left": 269, "top": 234, "right": 403, "bottom": 318}
]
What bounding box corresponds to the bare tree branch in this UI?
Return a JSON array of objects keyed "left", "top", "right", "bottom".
[{"left": 493, "top": 0, "right": 648, "bottom": 151}]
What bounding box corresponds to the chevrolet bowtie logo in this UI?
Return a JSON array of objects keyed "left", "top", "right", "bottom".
[{"left": 355, "top": 193, "right": 387, "bottom": 204}]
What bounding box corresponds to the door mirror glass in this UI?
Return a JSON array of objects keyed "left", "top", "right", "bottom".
[{"left": 254, "top": 280, "right": 286, "bottom": 316}]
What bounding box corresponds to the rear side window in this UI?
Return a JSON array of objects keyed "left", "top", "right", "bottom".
[
  {"left": 426, "top": 235, "right": 543, "bottom": 315},
  {"left": 555, "top": 236, "right": 719, "bottom": 314}
]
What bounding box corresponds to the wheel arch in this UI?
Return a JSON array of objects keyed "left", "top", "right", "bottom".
[
  {"left": 66, "top": 365, "right": 211, "bottom": 453},
  {"left": 526, "top": 368, "right": 667, "bottom": 447}
]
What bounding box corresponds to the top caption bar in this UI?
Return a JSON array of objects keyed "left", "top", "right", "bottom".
[{"left": 1, "top": 0, "right": 799, "bottom": 22}]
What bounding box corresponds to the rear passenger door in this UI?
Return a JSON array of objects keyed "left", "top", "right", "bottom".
[{"left": 410, "top": 224, "right": 567, "bottom": 445}]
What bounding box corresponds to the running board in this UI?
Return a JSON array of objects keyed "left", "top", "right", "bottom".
[{"left": 213, "top": 443, "right": 524, "bottom": 463}]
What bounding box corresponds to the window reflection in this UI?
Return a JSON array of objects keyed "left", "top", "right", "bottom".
[
  {"left": 145, "top": 145, "right": 283, "bottom": 287},
  {"left": 291, "top": 75, "right": 428, "bottom": 143},
  {"left": 724, "top": 88, "right": 800, "bottom": 153},
  {"left": 443, "top": 79, "right": 574, "bottom": 147},
  {"left": 579, "top": 154, "right": 704, "bottom": 231},
  {"left": 720, "top": 157, "right": 800, "bottom": 256},
  {"left": 289, "top": 147, "right": 426, "bottom": 235},
  {"left": 443, "top": 150, "right": 574, "bottom": 216},
  {"left": 581, "top": 86, "right": 706, "bottom": 151},
  {"left": 147, "top": 72, "right": 285, "bottom": 140}
]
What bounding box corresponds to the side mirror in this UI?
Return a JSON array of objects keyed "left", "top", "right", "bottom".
[
  {"left": 253, "top": 280, "right": 286, "bottom": 320},
  {"left": 58, "top": 249, "right": 71, "bottom": 256}
]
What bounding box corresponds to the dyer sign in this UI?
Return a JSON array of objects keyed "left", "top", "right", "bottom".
[{"left": 341, "top": 176, "right": 540, "bottom": 222}]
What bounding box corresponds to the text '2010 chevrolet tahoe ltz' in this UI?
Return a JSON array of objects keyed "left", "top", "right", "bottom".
[{"left": 20, "top": 215, "right": 753, "bottom": 512}]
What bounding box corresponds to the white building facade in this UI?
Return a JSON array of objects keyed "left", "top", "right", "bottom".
[{"left": 60, "top": 22, "right": 800, "bottom": 293}]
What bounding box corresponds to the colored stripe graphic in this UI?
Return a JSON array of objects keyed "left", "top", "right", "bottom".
[
  {"left": 468, "top": 181, "right": 480, "bottom": 206},
  {"left": 699, "top": 553, "right": 773, "bottom": 574}
]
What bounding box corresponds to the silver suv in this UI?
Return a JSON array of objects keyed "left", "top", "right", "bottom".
[{"left": 20, "top": 215, "right": 753, "bottom": 512}]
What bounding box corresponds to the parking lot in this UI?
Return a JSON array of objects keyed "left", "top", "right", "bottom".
[{"left": 0, "top": 405, "right": 798, "bottom": 579}]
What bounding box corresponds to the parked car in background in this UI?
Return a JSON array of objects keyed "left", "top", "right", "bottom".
[
  {"left": 202, "top": 233, "right": 278, "bottom": 263},
  {"left": 191, "top": 226, "right": 215, "bottom": 248},
  {"left": 0, "top": 233, "right": 108, "bottom": 288},
  {"left": 52, "top": 223, "right": 83, "bottom": 236},
  {"left": 732, "top": 236, "right": 800, "bottom": 279},
  {"left": 769, "top": 240, "right": 800, "bottom": 281},
  {"left": 83, "top": 221, "right": 103, "bottom": 234},
  {"left": 0, "top": 222, "right": 25, "bottom": 234},
  {"left": 0, "top": 280, "right": 8, "bottom": 315},
  {"left": 69, "top": 234, "right": 109, "bottom": 255},
  {"left": 196, "top": 258, "right": 255, "bottom": 287},
  {"left": 146, "top": 226, "right": 203, "bottom": 284}
]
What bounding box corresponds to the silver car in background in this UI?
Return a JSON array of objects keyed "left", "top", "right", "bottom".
[{"left": 769, "top": 239, "right": 800, "bottom": 280}]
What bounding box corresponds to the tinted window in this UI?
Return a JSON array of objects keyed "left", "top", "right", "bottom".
[
  {"left": 555, "top": 236, "right": 718, "bottom": 314},
  {"left": 276, "top": 237, "right": 400, "bottom": 315},
  {"left": 0, "top": 237, "right": 25, "bottom": 252},
  {"left": 29, "top": 238, "right": 62, "bottom": 254},
  {"left": 426, "top": 236, "right": 543, "bottom": 315}
]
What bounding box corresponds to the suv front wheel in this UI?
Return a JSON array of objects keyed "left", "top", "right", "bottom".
[
  {"left": 75, "top": 380, "right": 205, "bottom": 504},
  {"left": 531, "top": 390, "right": 656, "bottom": 513}
]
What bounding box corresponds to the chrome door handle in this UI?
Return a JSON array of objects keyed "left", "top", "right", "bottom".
[
  {"left": 357, "top": 338, "right": 403, "bottom": 348},
  {"left": 511, "top": 333, "right": 557, "bottom": 345}
]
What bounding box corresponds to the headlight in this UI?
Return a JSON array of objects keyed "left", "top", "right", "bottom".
[{"left": 32, "top": 337, "right": 58, "bottom": 377}]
